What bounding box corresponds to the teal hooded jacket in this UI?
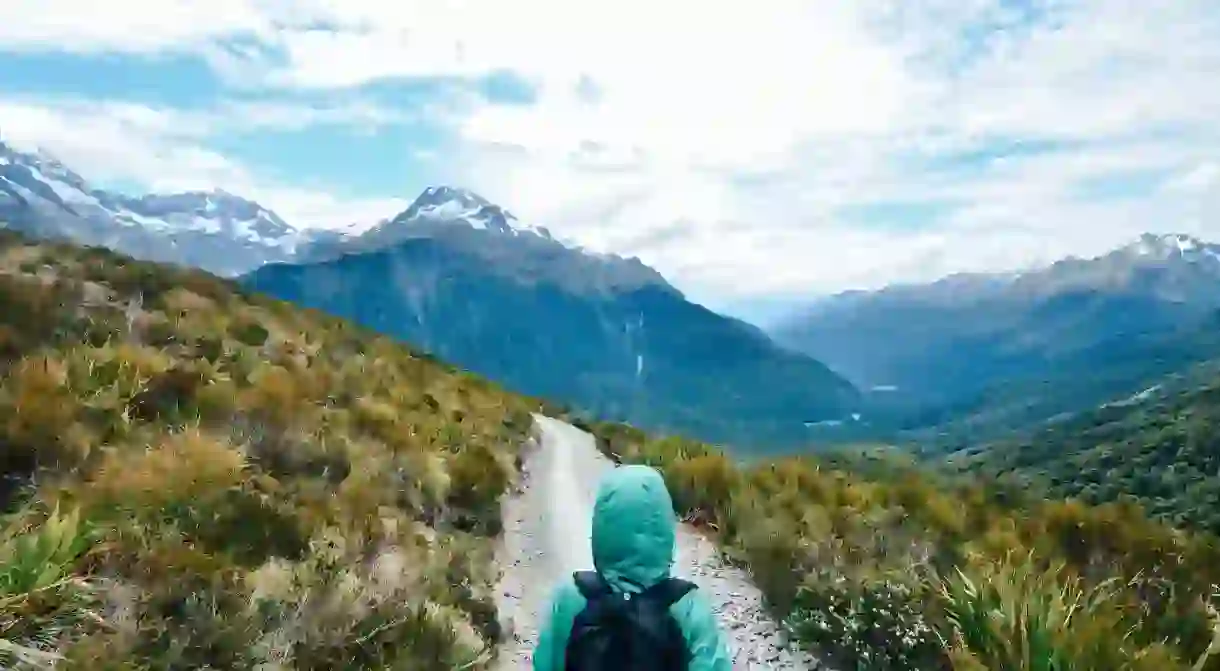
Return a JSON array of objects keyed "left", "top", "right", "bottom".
[{"left": 531, "top": 464, "right": 733, "bottom": 670}]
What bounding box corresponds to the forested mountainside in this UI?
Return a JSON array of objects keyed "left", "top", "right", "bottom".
[{"left": 946, "top": 358, "right": 1220, "bottom": 535}]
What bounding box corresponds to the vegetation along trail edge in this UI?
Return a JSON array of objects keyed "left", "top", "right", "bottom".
[{"left": 494, "top": 415, "right": 822, "bottom": 669}]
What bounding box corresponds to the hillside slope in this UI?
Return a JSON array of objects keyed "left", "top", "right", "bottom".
[
  {"left": 580, "top": 419, "right": 1220, "bottom": 670},
  {"left": 244, "top": 195, "right": 859, "bottom": 450},
  {"left": 947, "top": 359, "right": 1220, "bottom": 535},
  {"left": 0, "top": 229, "right": 537, "bottom": 669}
]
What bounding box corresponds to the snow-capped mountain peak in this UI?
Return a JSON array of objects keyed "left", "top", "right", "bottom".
[
  {"left": 112, "top": 189, "right": 296, "bottom": 245},
  {"left": 392, "top": 186, "right": 554, "bottom": 239},
  {"left": 1, "top": 140, "right": 294, "bottom": 243},
  {"left": 1, "top": 140, "right": 99, "bottom": 211},
  {"left": 1, "top": 140, "right": 302, "bottom": 276},
  {"left": 1122, "top": 232, "right": 1220, "bottom": 265}
]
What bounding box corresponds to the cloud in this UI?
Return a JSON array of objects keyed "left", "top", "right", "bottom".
[
  {"left": 0, "top": 0, "right": 269, "bottom": 54},
  {"left": 434, "top": 0, "right": 1220, "bottom": 300},
  {"left": 1, "top": 0, "right": 1218, "bottom": 308}
]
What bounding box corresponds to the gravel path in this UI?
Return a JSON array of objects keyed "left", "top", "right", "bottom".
[{"left": 494, "top": 415, "right": 821, "bottom": 670}]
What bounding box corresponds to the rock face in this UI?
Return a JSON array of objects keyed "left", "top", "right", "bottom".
[{"left": 495, "top": 416, "right": 822, "bottom": 670}]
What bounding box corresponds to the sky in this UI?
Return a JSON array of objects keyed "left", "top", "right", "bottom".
[{"left": 1, "top": 0, "right": 1218, "bottom": 322}]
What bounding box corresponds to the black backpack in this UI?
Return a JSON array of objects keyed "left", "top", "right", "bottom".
[{"left": 564, "top": 570, "right": 697, "bottom": 671}]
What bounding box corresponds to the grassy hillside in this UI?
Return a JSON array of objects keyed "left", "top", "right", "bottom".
[
  {"left": 947, "top": 368, "right": 1220, "bottom": 536},
  {"left": 0, "top": 230, "right": 539, "bottom": 669},
  {"left": 580, "top": 419, "right": 1220, "bottom": 671}
]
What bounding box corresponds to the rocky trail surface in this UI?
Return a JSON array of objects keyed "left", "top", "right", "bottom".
[{"left": 494, "top": 415, "right": 820, "bottom": 669}]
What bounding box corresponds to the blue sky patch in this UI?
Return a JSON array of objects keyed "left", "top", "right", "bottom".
[
  {"left": 1071, "top": 168, "right": 1167, "bottom": 201},
  {"left": 0, "top": 51, "right": 225, "bottom": 106},
  {"left": 837, "top": 200, "right": 957, "bottom": 231}
]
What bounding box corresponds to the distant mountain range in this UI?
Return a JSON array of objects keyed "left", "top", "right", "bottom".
[
  {"left": 0, "top": 140, "right": 338, "bottom": 275},
  {"left": 9, "top": 136, "right": 1220, "bottom": 450},
  {"left": 772, "top": 233, "right": 1220, "bottom": 443},
  {"left": 0, "top": 139, "right": 860, "bottom": 448}
]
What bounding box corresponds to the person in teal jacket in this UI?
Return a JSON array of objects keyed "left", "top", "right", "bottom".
[{"left": 531, "top": 464, "right": 733, "bottom": 670}]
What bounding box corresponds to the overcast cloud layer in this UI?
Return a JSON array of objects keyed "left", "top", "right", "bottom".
[{"left": 1, "top": 0, "right": 1217, "bottom": 313}]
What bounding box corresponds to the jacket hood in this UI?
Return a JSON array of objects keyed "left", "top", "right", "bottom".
[{"left": 590, "top": 465, "right": 676, "bottom": 592}]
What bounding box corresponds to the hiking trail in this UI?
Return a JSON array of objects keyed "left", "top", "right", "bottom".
[{"left": 494, "top": 415, "right": 821, "bottom": 670}]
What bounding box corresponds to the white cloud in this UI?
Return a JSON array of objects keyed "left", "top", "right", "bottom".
[
  {"left": 0, "top": 0, "right": 269, "bottom": 53},
  {"left": 1165, "top": 162, "right": 1220, "bottom": 194},
  {"left": 0, "top": 99, "right": 237, "bottom": 184},
  {"left": 1, "top": 0, "right": 1218, "bottom": 306},
  {"left": 436, "top": 0, "right": 1220, "bottom": 301}
]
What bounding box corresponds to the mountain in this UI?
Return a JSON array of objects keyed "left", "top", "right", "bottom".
[
  {"left": 245, "top": 187, "right": 861, "bottom": 449},
  {"left": 772, "top": 233, "right": 1220, "bottom": 441},
  {"left": 0, "top": 139, "right": 311, "bottom": 275},
  {"left": 302, "top": 186, "right": 553, "bottom": 257},
  {"left": 295, "top": 186, "right": 670, "bottom": 294},
  {"left": 0, "top": 141, "right": 856, "bottom": 447}
]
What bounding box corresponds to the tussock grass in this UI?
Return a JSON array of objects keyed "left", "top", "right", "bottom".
[
  {"left": 582, "top": 418, "right": 1220, "bottom": 670},
  {"left": 0, "top": 230, "right": 540, "bottom": 669}
]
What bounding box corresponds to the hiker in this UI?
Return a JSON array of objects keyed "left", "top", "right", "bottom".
[{"left": 532, "top": 464, "right": 733, "bottom": 670}]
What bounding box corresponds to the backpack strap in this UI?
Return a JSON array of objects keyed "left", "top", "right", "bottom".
[
  {"left": 640, "top": 577, "right": 698, "bottom": 609},
  {"left": 573, "top": 572, "right": 696, "bottom": 607},
  {"left": 573, "top": 571, "right": 613, "bottom": 601}
]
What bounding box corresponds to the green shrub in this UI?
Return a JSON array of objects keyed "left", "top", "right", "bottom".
[{"left": 788, "top": 573, "right": 944, "bottom": 670}]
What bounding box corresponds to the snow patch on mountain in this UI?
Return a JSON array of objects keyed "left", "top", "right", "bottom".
[
  {"left": 25, "top": 165, "right": 101, "bottom": 209},
  {"left": 404, "top": 185, "right": 555, "bottom": 240},
  {"left": 1125, "top": 233, "right": 1219, "bottom": 263},
  {"left": 0, "top": 139, "right": 312, "bottom": 276}
]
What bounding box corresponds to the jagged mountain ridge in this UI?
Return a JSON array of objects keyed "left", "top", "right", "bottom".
[
  {"left": 0, "top": 140, "right": 672, "bottom": 295},
  {"left": 0, "top": 140, "right": 324, "bottom": 274}
]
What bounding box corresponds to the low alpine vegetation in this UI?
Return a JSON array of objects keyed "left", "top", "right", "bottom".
[
  {"left": 0, "top": 231, "right": 538, "bottom": 669},
  {"left": 581, "top": 419, "right": 1220, "bottom": 671}
]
